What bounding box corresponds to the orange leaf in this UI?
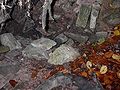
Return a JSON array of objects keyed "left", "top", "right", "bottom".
[
  {"left": 104, "top": 51, "right": 113, "bottom": 58},
  {"left": 31, "top": 69, "right": 38, "bottom": 79},
  {"left": 80, "top": 72, "right": 88, "bottom": 77}
]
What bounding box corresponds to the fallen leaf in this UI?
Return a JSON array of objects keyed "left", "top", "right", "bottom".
[
  {"left": 80, "top": 72, "right": 88, "bottom": 77},
  {"left": 9, "top": 80, "right": 18, "bottom": 87},
  {"left": 113, "top": 30, "right": 120, "bottom": 36},
  {"left": 86, "top": 61, "right": 92, "bottom": 69},
  {"left": 117, "top": 71, "right": 120, "bottom": 79},
  {"left": 112, "top": 54, "right": 120, "bottom": 60},
  {"left": 103, "top": 75, "right": 113, "bottom": 85},
  {"left": 31, "top": 69, "right": 38, "bottom": 79},
  {"left": 104, "top": 51, "right": 113, "bottom": 58},
  {"left": 100, "top": 65, "right": 108, "bottom": 74}
]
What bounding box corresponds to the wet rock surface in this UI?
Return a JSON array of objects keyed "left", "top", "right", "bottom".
[{"left": 0, "top": 0, "right": 120, "bottom": 90}]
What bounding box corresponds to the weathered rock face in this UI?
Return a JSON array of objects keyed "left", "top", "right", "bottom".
[
  {"left": 22, "top": 38, "right": 56, "bottom": 59},
  {"left": 104, "top": 10, "right": 120, "bottom": 26},
  {"left": 76, "top": 4, "right": 92, "bottom": 28},
  {"left": 31, "top": 38, "right": 57, "bottom": 50},
  {"left": 0, "top": 33, "right": 22, "bottom": 50},
  {"left": 54, "top": 33, "right": 68, "bottom": 45},
  {"left": 64, "top": 32, "right": 88, "bottom": 44},
  {"left": 110, "top": 0, "right": 120, "bottom": 8},
  {"left": 48, "top": 44, "right": 80, "bottom": 65},
  {"left": 0, "top": 63, "right": 20, "bottom": 76},
  {"left": 36, "top": 73, "right": 104, "bottom": 90},
  {"left": 36, "top": 74, "right": 74, "bottom": 90}
]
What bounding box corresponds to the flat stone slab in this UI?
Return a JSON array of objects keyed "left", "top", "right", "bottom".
[
  {"left": 76, "top": 4, "right": 91, "bottom": 28},
  {"left": 22, "top": 38, "right": 56, "bottom": 59},
  {"left": 0, "top": 33, "right": 22, "bottom": 50},
  {"left": 48, "top": 44, "right": 80, "bottom": 65}
]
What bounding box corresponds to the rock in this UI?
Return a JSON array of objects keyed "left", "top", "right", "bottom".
[
  {"left": 76, "top": 4, "right": 92, "bottom": 28},
  {"left": 110, "top": 0, "right": 120, "bottom": 8},
  {"left": 5, "top": 49, "right": 22, "bottom": 60},
  {"left": 22, "top": 17, "right": 35, "bottom": 33},
  {"left": 22, "top": 45, "right": 49, "bottom": 59},
  {"left": 48, "top": 44, "right": 80, "bottom": 65},
  {"left": 54, "top": 33, "right": 68, "bottom": 45},
  {"left": 36, "top": 74, "right": 78, "bottom": 90},
  {"left": 0, "top": 63, "right": 20, "bottom": 76},
  {"left": 16, "top": 36, "right": 32, "bottom": 47},
  {"left": 104, "top": 11, "right": 120, "bottom": 26},
  {"left": 22, "top": 38, "right": 56, "bottom": 59},
  {"left": 0, "top": 46, "right": 10, "bottom": 54},
  {"left": 0, "top": 74, "right": 14, "bottom": 89},
  {"left": 64, "top": 32, "right": 88, "bottom": 44},
  {"left": 65, "top": 38, "right": 74, "bottom": 46},
  {"left": 90, "top": 3, "right": 100, "bottom": 30},
  {"left": 88, "top": 34, "right": 97, "bottom": 43},
  {"left": 31, "top": 38, "right": 57, "bottom": 50},
  {"left": 36, "top": 73, "right": 104, "bottom": 90},
  {"left": 12, "top": 5, "right": 26, "bottom": 24},
  {"left": 96, "top": 31, "right": 108, "bottom": 40},
  {"left": 89, "top": 32, "right": 108, "bottom": 43},
  {"left": 0, "top": 33, "right": 22, "bottom": 50}
]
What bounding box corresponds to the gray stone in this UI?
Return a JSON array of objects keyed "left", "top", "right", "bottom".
[
  {"left": 36, "top": 73, "right": 104, "bottom": 90},
  {"left": 0, "top": 33, "right": 22, "bottom": 50},
  {"left": 104, "top": 11, "right": 120, "bottom": 26},
  {"left": 76, "top": 4, "right": 92, "bottom": 28},
  {"left": 31, "top": 38, "right": 56, "bottom": 50},
  {"left": 22, "top": 38, "right": 56, "bottom": 59},
  {"left": 0, "top": 63, "right": 20, "bottom": 76},
  {"left": 36, "top": 74, "right": 76, "bottom": 90},
  {"left": 0, "top": 74, "right": 14, "bottom": 89},
  {"left": 48, "top": 44, "right": 80, "bottom": 65},
  {"left": 54, "top": 34, "right": 68, "bottom": 44},
  {"left": 96, "top": 31, "right": 108, "bottom": 40},
  {"left": 89, "top": 32, "right": 108, "bottom": 43},
  {"left": 90, "top": 3, "right": 100, "bottom": 30},
  {"left": 65, "top": 38, "right": 74, "bottom": 46},
  {"left": 64, "top": 32, "right": 88, "bottom": 44},
  {"left": 110, "top": 0, "right": 120, "bottom": 8},
  {"left": 22, "top": 45, "right": 49, "bottom": 59}
]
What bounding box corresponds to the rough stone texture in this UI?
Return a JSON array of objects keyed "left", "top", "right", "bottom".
[
  {"left": 36, "top": 74, "right": 75, "bottom": 90},
  {"left": 104, "top": 10, "right": 120, "bottom": 26},
  {"left": 90, "top": 3, "right": 100, "bottom": 30},
  {"left": 76, "top": 4, "right": 92, "bottom": 28},
  {"left": 64, "top": 32, "right": 88, "bottom": 44},
  {"left": 54, "top": 33, "right": 68, "bottom": 44},
  {"left": 110, "top": 0, "right": 120, "bottom": 8},
  {"left": 48, "top": 44, "right": 80, "bottom": 65},
  {"left": 22, "top": 38, "right": 56, "bottom": 59},
  {"left": 0, "top": 33, "right": 22, "bottom": 50},
  {"left": 36, "top": 73, "right": 104, "bottom": 90},
  {"left": 31, "top": 38, "right": 56, "bottom": 50},
  {"left": 0, "top": 74, "right": 14, "bottom": 89},
  {"left": 0, "top": 63, "right": 20, "bottom": 76}
]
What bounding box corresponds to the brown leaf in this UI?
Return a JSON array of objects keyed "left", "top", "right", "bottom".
[
  {"left": 104, "top": 51, "right": 113, "bottom": 58},
  {"left": 117, "top": 71, "right": 120, "bottom": 79},
  {"left": 31, "top": 69, "right": 38, "bottom": 79},
  {"left": 9, "top": 80, "right": 18, "bottom": 87}
]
